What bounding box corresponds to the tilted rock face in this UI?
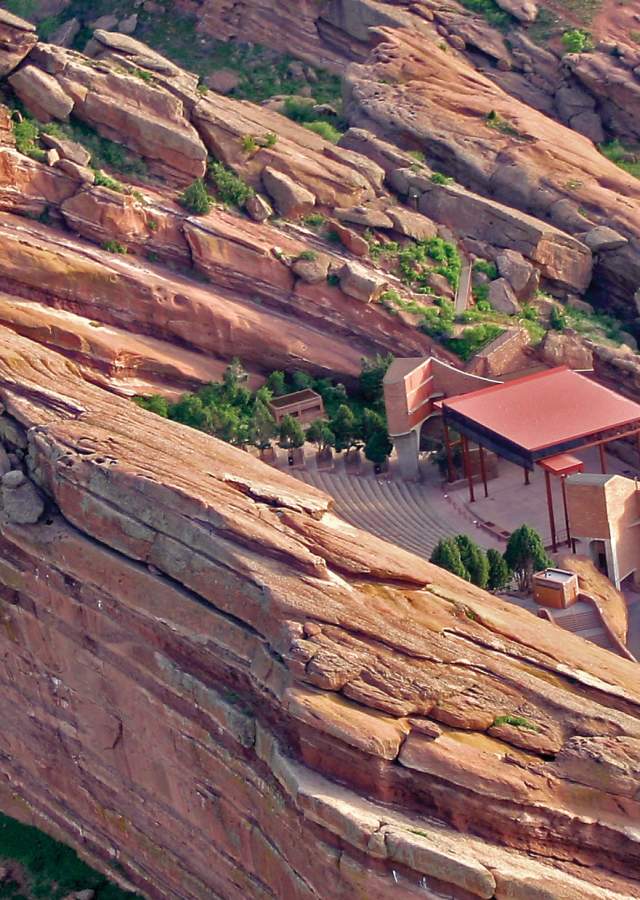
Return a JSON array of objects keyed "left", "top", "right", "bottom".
[
  {"left": 0, "top": 10, "right": 37, "bottom": 77},
  {"left": 26, "top": 42, "right": 208, "bottom": 183},
  {"left": 0, "top": 330, "right": 640, "bottom": 898},
  {"left": 566, "top": 52, "right": 640, "bottom": 143}
]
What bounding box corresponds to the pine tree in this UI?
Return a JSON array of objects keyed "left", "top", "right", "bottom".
[
  {"left": 455, "top": 534, "right": 489, "bottom": 589},
  {"left": 487, "top": 549, "right": 511, "bottom": 591},
  {"left": 330, "top": 404, "right": 357, "bottom": 453},
  {"left": 306, "top": 419, "right": 335, "bottom": 452},
  {"left": 504, "top": 524, "right": 551, "bottom": 591},
  {"left": 430, "top": 538, "right": 468, "bottom": 580},
  {"left": 249, "top": 399, "right": 276, "bottom": 451},
  {"left": 266, "top": 371, "right": 287, "bottom": 397},
  {"left": 279, "top": 414, "right": 305, "bottom": 449},
  {"left": 364, "top": 427, "right": 392, "bottom": 465}
]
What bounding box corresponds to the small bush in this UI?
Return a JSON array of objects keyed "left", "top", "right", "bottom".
[
  {"left": 102, "top": 239, "right": 127, "bottom": 254},
  {"left": 283, "top": 96, "right": 317, "bottom": 123},
  {"left": 297, "top": 250, "right": 317, "bottom": 261},
  {"left": 241, "top": 134, "right": 258, "bottom": 154},
  {"left": 304, "top": 213, "right": 325, "bottom": 227},
  {"left": 208, "top": 160, "right": 255, "bottom": 207},
  {"left": 133, "top": 67, "right": 155, "bottom": 83},
  {"left": 473, "top": 258, "right": 498, "bottom": 280},
  {"left": 561, "top": 29, "right": 594, "bottom": 54},
  {"left": 262, "top": 131, "right": 278, "bottom": 147},
  {"left": 549, "top": 305, "right": 566, "bottom": 330},
  {"left": 493, "top": 714, "right": 540, "bottom": 733},
  {"left": 430, "top": 171, "right": 454, "bottom": 185},
  {"left": 179, "top": 178, "right": 213, "bottom": 215},
  {"left": 94, "top": 169, "right": 125, "bottom": 192},
  {"left": 12, "top": 116, "right": 45, "bottom": 161},
  {"left": 326, "top": 272, "right": 340, "bottom": 286},
  {"left": 303, "top": 120, "right": 342, "bottom": 143}
]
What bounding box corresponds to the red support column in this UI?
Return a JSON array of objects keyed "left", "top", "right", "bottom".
[
  {"left": 560, "top": 475, "right": 572, "bottom": 550},
  {"left": 462, "top": 434, "right": 475, "bottom": 503},
  {"left": 545, "top": 469, "right": 557, "bottom": 553},
  {"left": 443, "top": 419, "right": 455, "bottom": 483},
  {"left": 479, "top": 444, "right": 488, "bottom": 498},
  {"left": 599, "top": 442, "right": 607, "bottom": 474}
]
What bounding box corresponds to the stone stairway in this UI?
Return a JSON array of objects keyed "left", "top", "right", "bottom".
[{"left": 297, "top": 470, "right": 460, "bottom": 560}]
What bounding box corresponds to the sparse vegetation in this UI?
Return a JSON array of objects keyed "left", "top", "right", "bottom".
[
  {"left": 600, "top": 139, "right": 640, "bottom": 180},
  {"left": 561, "top": 29, "right": 594, "bottom": 54},
  {"left": 0, "top": 811, "right": 141, "bottom": 900},
  {"left": 485, "top": 110, "right": 531, "bottom": 141},
  {"left": 430, "top": 171, "right": 454, "bottom": 185},
  {"left": 297, "top": 250, "right": 318, "bottom": 261},
  {"left": 102, "top": 239, "right": 127, "bottom": 254},
  {"left": 303, "top": 120, "right": 342, "bottom": 143},
  {"left": 207, "top": 160, "right": 255, "bottom": 207},
  {"left": 179, "top": 178, "right": 212, "bottom": 215},
  {"left": 493, "top": 714, "right": 540, "bottom": 732},
  {"left": 94, "top": 170, "right": 126, "bottom": 193},
  {"left": 473, "top": 259, "right": 498, "bottom": 280},
  {"left": 456, "top": 0, "right": 513, "bottom": 29}
]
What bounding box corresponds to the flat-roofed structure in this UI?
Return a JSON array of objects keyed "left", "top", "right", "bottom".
[
  {"left": 533, "top": 568, "right": 579, "bottom": 608},
  {"left": 440, "top": 367, "right": 640, "bottom": 551},
  {"left": 268, "top": 389, "right": 324, "bottom": 426}
]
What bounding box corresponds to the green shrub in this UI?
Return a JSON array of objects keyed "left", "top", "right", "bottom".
[
  {"left": 561, "top": 29, "right": 594, "bottom": 54},
  {"left": 0, "top": 811, "right": 141, "bottom": 899},
  {"left": 94, "top": 169, "right": 126, "bottom": 192},
  {"left": 133, "top": 67, "right": 155, "bottom": 83},
  {"left": 504, "top": 524, "right": 551, "bottom": 591},
  {"left": 456, "top": 0, "right": 512, "bottom": 29},
  {"left": 493, "top": 714, "right": 540, "bottom": 732},
  {"left": 473, "top": 258, "right": 498, "bottom": 280},
  {"left": 549, "top": 305, "right": 566, "bottom": 330},
  {"left": 444, "top": 324, "right": 503, "bottom": 361},
  {"left": 297, "top": 250, "right": 318, "bottom": 261},
  {"left": 283, "top": 96, "right": 317, "bottom": 123},
  {"left": 102, "top": 239, "right": 127, "bottom": 254},
  {"left": 455, "top": 534, "right": 489, "bottom": 588},
  {"left": 11, "top": 116, "right": 45, "bottom": 161},
  {"left": 430, "top": 171, "right": 454, "bottom": 185},
  {"left": 207, "top": 160, "right": 255, "bottom": 207},
  {"left": 241, "top": 134, "right": 258, "bottom": 154},
  {"left": 304, "top": 120, "right": 342, "bottom": 143},
  {"left": 303, "top": 213, "right": 325, "bottom": 227},
  {"left": 179, "top": 178, "right": 213, "bottom": 215},
  {"left": 487, "top": 548, "right": 511, "bottom": 591},
  {"left": 600, "top": 139, "right": 640, "bottom": 180}
]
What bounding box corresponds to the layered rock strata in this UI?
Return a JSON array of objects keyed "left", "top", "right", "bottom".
[{"left": 0, "top": 331, "right": 640, "bottom": 898}]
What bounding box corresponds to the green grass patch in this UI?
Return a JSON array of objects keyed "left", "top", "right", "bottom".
[
  {"left": 444, "top": 324, "right": 504, "bottom": 361},
  {"left": 0, "top": 811, "right": 141, "bottom": 900},
  {"left": 564, "top": 304, "right": 624, "bottom": 345},
  {"left": 456, "top": 0, "right": 513, "bottom": 29},
  {"left": 493, "top": 714, "right": 540, "bottom": 733},
  {"left": 303, "top": 120, "right": 342, "bottom": 143},
  {"left": 599, "top": 139, "right": 640, "bottom": 179},
  {"left": 207, "top": 160, "right": 254, "bottom": 207}
]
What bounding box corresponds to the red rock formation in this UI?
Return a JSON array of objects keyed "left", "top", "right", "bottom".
[{"left": 0, "top": 330, "right": 640, "bottom": 898}]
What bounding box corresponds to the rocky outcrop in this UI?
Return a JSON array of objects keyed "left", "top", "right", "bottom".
[
  {"left": 344, "top": 27, "right": 640, "bottom": 311},
  {"left": 566, "top": 51, "right": 640, "bottom": 143},
  {"left": 25, "top": 42, "right": 208, "bottom": 183},
  {"left": 0, "top": 10, "right": 37, "bottom": 77},
  {"left": 0, "top": 330, "right": 640, "bottom": 898}
]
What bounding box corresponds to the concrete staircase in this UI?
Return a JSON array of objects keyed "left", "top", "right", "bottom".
[{"left": 297, "top": 470, "right": 459, "bottom": 560}]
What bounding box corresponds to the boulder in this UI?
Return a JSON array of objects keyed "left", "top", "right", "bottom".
[
  {"left": 41, "top": 133, "right": 91, "bottom": 167},
  {"left": 56, "top": 159, "right": 95, "bottom": 184},
  {"left": 0, "top": 446, "right": 10, "bottom": 477},
  {"left": 205, "top": 68, "right": 241, "bottom": 95},
  {"left": 292, "top": 253, "right": 331, "bottom": 284},
  {"left": 425, "top": 272, "right": 454, "bottom": 299},
  {"left": 338, "top": 261, "right": 388, "bottom": 303},
  {"left": 245, "top": 192, "right": 273, "bottom": 222},
  {"left": 386, "top": 208, "right": 437, "bottom": 241},
  {"left": 118, "top": 14, "right": 138, "bottom": 35},
  {"left": 89, "top": 14, "right": 119, "bottom": 30},
  {"left": 1, "top": 470, "right": 45, "bottom": 524},
  {"left": 539, "top": 330, "right": 593, "bottom": 369},
  {"left": 45, "top": 148, "right": 60, "bottom": 167},
  {"left": 327, "top": 220, "right": 369, "bottom": 257},
  {"left": 582, "top": 226, "right": 628, "bottom": 253},
  {"left": 567, "top": 295, "right": 594, "bottom": 315},
  {"left": 262, "top": 167, "right": 316, "bottom": 218},
  {"left": 9, "top": 65, "right": 74, "bottom": 123},
  {"left": 49, "top": 17, "right": 81, "bottom": 48},
  {"left": 0, "top": 9, "right": 37, "bottom": 77},
  {"left": 334, "top": 206, "right": 394, "bottom": 229},
  {"left": 496, "top": 249, "right": 539, "bottom": 299},
  {"left": 488, "top": 278, "right": 520, "bottom": 314}
]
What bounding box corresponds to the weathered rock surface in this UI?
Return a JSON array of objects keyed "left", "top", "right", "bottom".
[
  {"left": 0, "top": 331, "right": 639, "bottom": 898},
  {"left": 0, "top": 10, "right": 37, "bottom": 77}
]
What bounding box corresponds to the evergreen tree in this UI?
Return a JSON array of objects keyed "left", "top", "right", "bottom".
[
  {"left": 330, "top": 404, "right": 357, "bottom": 453},
  {"left": 504, "top": 524, "right": 552, "bottom": 591},
  {"left": 266, "top": 371, "right": 287, "bottom": 397},
  {"left": 279, "top": 414, "right": 305, "bottom": 449},
  {"left": 306, "top": 419, "right": 335, "bottom": 452},
  {"left": 364, "top": 427, "right": 392, "bottom": 465},
  {"left": 169, "top": 394, "right": 210, "bottom": 431},
  {"left": 179, "top": 178, "right": 212, "bottom": 215},
  {"left": 430, "top": 538, "right": 468, "bottom": 580},
  {"left": 359, "top": 353, "right": 394, "bottom": 405},
  {"left": 455, "top": 534, "right": 489, "bottom": 589},
  {"left": 487, "top": 549, "right": 511, "bottom": 591},
  {"left": 249, "top": 399, "right": 276, "bottom": 450},
  {"left": 291, "top": 370, "right": 314, "bottom": 391},
  {"left": 135, "top": 395, "right": 169, "bottom": 417}
]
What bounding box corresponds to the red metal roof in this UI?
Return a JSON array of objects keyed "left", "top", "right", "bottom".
[
  {"left": 441, "top": 367, "right": 640, "bottom": 453},
  {"left": 537, "top": 454, "right": 584, "bottom": 476}
]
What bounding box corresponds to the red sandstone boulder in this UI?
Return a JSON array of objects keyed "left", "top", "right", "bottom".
[{"left": 0, "top": 9, "right": 37, "bottom": 77}]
